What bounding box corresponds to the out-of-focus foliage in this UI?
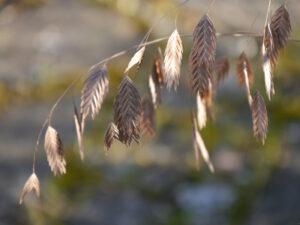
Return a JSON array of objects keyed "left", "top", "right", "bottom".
[{"left": 1, "top": 0, "right": 46, "bottom": 9}]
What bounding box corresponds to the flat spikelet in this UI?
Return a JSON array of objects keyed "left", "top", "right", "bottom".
[
  {"left": 214, "top": 57, "right": 230, "bottom": 83},
  {"left": 251, "top": 91, "right": 268, "bottom": 144},
  {"left": 164, "top": 29, "right": 183, "bottom": 91},
  {"left": 148, "top": 47, "right": 165, "bottom": 107},
  {"left": 236, "top": 52, "right": 254, "bottom": 87},
  {"left": 80, "top": 64, "right": 109, "bottom": 120},
  {"left": 141, "top": 95, "right": 156, "bottom": 137},
  {"left": 113, "top": 75, "right": 141, "bottom": 146},
  {"left": 74, "top": 105, "right": 84, "bottom": 160},
  {"left": 196, "top": 93, "right": 207, "bottom": 130},
  {"left": 19, "top": 173, "right": 40, "bottom": 204},
  {"left": 149, "top": 71, "right": 162, "bottom": 108},
  {"left": 153, "top": 47, "right": 165, "bottom": 84},
  {"left": 44, "top": 126, "right": 66, "bottom": 176},
  {"left": 236, "top": 52, "right": 254, "bottom": 106},
  {"left": 262, "top": 24, "right": 275, "bottom": 100},
  {"left": 189, "top": 14, "right": 216, "bottom": 96},
  {"left": 125, "top": 46, "right": 146, "bottom": 73},
  {"left": 192, "top": 111, "right": 215, "bottom": 173},
  {"left": 104, "top": 122, "right": 119, "bottom": 153},
  {"left": 270, "top": 4, "right": 291, "bottom": 51}
]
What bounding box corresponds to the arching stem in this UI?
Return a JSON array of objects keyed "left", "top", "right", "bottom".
[
  {"left": 31, "top": 30, "right": 300, "bottom": 172},
  {"left": 207, "top": 0, "right": 216, "bottom": 15}
]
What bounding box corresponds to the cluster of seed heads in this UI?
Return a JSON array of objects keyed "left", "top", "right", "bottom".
[{"left": 20, "top": 1, "right": 292, "bottom": 204}]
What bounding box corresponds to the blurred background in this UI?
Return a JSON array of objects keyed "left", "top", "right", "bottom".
[{"left": 0, "top": 0, "right": 299, "bottom": 224}]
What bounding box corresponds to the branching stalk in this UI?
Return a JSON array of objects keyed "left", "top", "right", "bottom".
[{"left": 31, "top": 30, "right": 300, "bottom": 172}]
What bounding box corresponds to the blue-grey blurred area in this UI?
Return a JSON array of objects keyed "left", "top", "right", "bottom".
[{"left": 0, "top": 0, "right": 299, "bottom": 224}]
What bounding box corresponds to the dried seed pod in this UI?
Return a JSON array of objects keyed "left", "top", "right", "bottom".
[
  {"left": 153, "top": 47, "right": 165, "bottom": 85},
  {"left": 80, "top": 64, "right": 109, "bottom": 121},
  {"left": 74, "top": 105, "right": 84, "bottom": 160},
  {"left": 236, "top": 52, "right": 254, "bottom": 87},
  {"left": 125, "top": 46, "right": 146, "bottom": 73},
  {"left": 149, "top": 72, "right": 162, "bottom": 108},
  {"left": 251, "top": 91, "right": 268, "bottom": 144},
  {"left": 271, "top": 4, "right": 291, "bottom": 51},
  {"left": 113, "top": 75, "right": 141, "bottom": 146},
  {"left": 262, "top": 24, "right": 275, "bottom": 100},
  {"left": 189, "top": 14, "right": 216, "bottom": 96},
  {"left": 236, "top": 52, "right": 254, "bottom": 106},
  {"left": 148, "top": 47, "right": 165, "bottom": 108},
  {"left": 20, "top": 173, "right": 40, "bottom": 204},
  {"left": 44, "top": 126, "right": 66, "bottom": 176},
  {"left": 192, "top": 111, "right": 215, "bottom": 173},
  {"left": 164, "top": 29, "right": 183, "bottom": 91},
  {"left": 104, "top": 122, "right": 119, "bottom": 153}
]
